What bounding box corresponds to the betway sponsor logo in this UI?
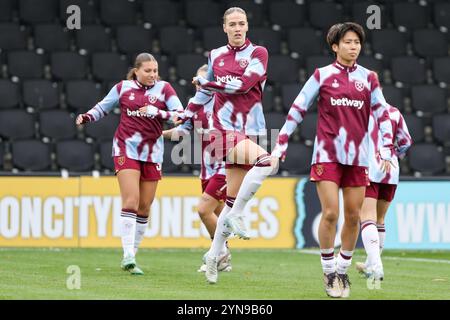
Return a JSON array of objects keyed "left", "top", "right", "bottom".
[
  {"left": 215, "top": 75, "right": 239, "bottom": 83},
  {"left": 127, "top": 108, "right": 153, "bottom": 118},
  {"left": 330, "top": 97, "right": 364, "bottom": 109}
]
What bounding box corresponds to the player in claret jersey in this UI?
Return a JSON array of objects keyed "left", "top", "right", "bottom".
[
  {"left": 179, "top": 7, "right": 276, "bottom": 284},
  {"left": 357, "top": 103, "right": 412, "bottom": 283},
  {"left": 272, "top": 23, "right": 395, "bottom": 298},
  {"left": 76, "top": 53, "right": 183, "bottom": 275},
  {"left": 163, "top": 64, "right": 231, "bottom": 273}
]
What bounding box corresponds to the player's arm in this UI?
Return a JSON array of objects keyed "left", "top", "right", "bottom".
[
  {"left": 163, "top": 119, "right": 193, "bottom": 141},
  {"left": 395, "top": 112, "right": 413, "bottom": 158},
  {"left": 195, "top": 47, "right": 268, "bottom": 95},
  {"left": 271, "top": 70, "right": 320, "bottom": 161},
  {"left": 76, "top": 82, "right": 120, "bottom": 125},
  {"left": 370, "top": 72, "right": 395, "bottom": 161}
]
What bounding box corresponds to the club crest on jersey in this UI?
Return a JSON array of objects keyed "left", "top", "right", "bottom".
[
  {"left": 219, "top": 59, "right": 225, "bottom": 67},
  {"left": 238, "top": 58, "right": 249, "bottom": 68},
  {"left": 355, "top": 81, "right": 364, "bottom": 92},
  {"left": 117, "top": 156, "right": 125, "bottom": 166},
  {"left": 148, "top": 95, "right": 157, "bottom": 104},
  {"left": 315, "top": 164, "right": 324, "bottom": 176},
  {"left": 332, "top": 79, "right": 339, "bottom": 88},
  {"left": 129, "top": 93, "right": 135, "bottom": 101}
]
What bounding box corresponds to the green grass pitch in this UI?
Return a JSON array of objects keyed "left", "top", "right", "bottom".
[{"left": 0, "top": 248, "right": 449, "bottom": 300}]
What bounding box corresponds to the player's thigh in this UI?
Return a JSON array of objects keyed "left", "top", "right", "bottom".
[
  {"left": 360, "top": 197, "right": 378, "bottom": 222},
  {"left": 117, "top": 169, "right": 141, "bottom": 204},
  {"left": 229, "top": 138, "right": 267, "bottom": 165},
  {"left": 198, "top": 193, "right": 221, "bottom": 216},
  {"left": 342, "top": 186, "right": 366, "bottom": 217},
  {"left": 376, "top": 200, "right": 391, "bottom": 224},
  {"left": 225, "top": 167, "right": 248, "bottom": 197},
  {"left": 139, "top": 180, "right": 158, "bottom": 209},
  {"left": 316, "top": 181, "right": 340, "bottom": 215}
]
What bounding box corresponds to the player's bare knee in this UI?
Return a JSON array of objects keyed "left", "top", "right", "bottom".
[
  {"left": 123, "top": 197, "right": 139, "bottom": 212},
  {"left": 322, "top": 209, "right": 339, "bottom": 225},
  {"left": 345, "top": 210, "right": 361, "bottom": 225}
]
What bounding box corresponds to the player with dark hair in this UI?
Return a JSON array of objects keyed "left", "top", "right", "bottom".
[
  {"left": 272, "top": 22, "right": 394, "bottom": 298},
  {"left": 76, "top": 53, "right": 183, "bottom": 275}
]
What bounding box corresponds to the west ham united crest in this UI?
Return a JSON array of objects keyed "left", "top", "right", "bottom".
[
  {"left": 238, "top": 58, "right": 249, "bottom": 68},
  {"left": 315, "top": 164, "right": 324, "bottom": 176},
  {"left": 117, "top": 156, "right": 125, "bottom": 166},
  {"left": 148, "top": 95, "right": 157, "bottom": 104},
  {"left": 354, "top": 80, "right": 364, "bottom": 92}
]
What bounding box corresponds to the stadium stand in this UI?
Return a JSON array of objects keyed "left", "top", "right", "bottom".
[
  {"left": 11, "top": 139, "right": 52, "bottom": 171},
  {"left": 0, "top": 0, "right": 447, "bottom": 176}
]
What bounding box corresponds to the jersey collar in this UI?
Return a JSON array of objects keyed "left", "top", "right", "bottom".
[
  {"left": 227, "top": 38, "right": 251, "bottom": 52},
  {"left": 134, "top": 79, "right": 155, "bottom": 90},
  {"left": 333, "top": 60, "right": 357, "bottom": 73}
]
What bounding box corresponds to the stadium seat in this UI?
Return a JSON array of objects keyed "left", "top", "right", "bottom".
[
  {"left": 280, "top": 143, "right": 313, "bottom": 175},
  {"left": 264, "top": 111, "right": 287, "bottom": 144},
  {"left": 142, "top": 0, "right": 180, "bottom": 27},
  {"left": 402, "top": 114, "right": 425, "bottom": 143},
  {"left": 34, "top": 24, "right": 71, "bottom": 52},
  {"left": 306, "top": 55, "right": 334, "bottom": 78},
  {"left": 413, "top": 29, "right": 447, "bottom": 59},
  {"left": 202, "top": 27, "right": 227, "bottom": 51},
  {"left": 268, "top": 1, "right": 306, "bottom": 28},
  {"left": 227, "top": 0, "right": 264, "bottom": 26},
  {"left": 0, "top": 23, "right": 27, "bottom": 51},
  {"left": 116, "top": 25, "right": 153, "bottom": 54},
  {"left": 19, "top": 0, "right": 57, "bottom": 24},
  {"left": 391, "top": 57, "right": 426, "bottom": 85},
  {"left": 371, "top": 29, "right": 407, "bottom": 61},
  {"left": 51, "top": 52, "right": 87, "bottom": 80},
  {"left": 0, "top": 109, "right": 35, "bottom": 140},
  {"left": 163, "top": 141, "right": 183, "bottom": 173},
  {"left": 309, "top": 1, "right": 343, "bottom": 30},
  {"left": 176, "top": 54, "right": 208, "bottom": 81},
  {"left": 262, "top": 85, "right": 274, "bottom": 113},
  {"left": 434, "top": 2, "right": 450, "bottom": 29},
  {"left": 159, "top": 26, "right": 195, "bottom": 57},
  {"left": 59, "top": 0, "right": 98, "bottom": 24},
  {"left": 267, "top": 55, "right": 299, "bottom": 84},
  {"left": 65, "top": 80, "right": 103, "bottom": 112},
  {"left": 392, "top": 1, "right": 429, "bottom": 30},
  {"left": 248, "top": 27, "right": 281, "bottom": 54},
  {"left": 287, "top": 28, "right": 324, "bottom": 62},
  {"left": 281, "top": 83, "right": 301, "bottom": 112},
  {"left": 411, "top": 85, "right": 447, "bottom": 115},
  {"left": 185, "top": 0, "right": 222, "bottom": 28},
  {"left": 432, "top": 114, "right": 450, "bottom": 145},
  {"left": 432, "top": 57, "right": 450, "bottom": 84},
  {"left": 100, "top": 0, "right": 137, "bottom": 26},
  {"left": 351, "top": 1, "right": 389, "bottom": 29},
  {"left": 99, "top": 140, "right": 114, "bottom": 171},
  {"left": 56, "top": 140, "right": 95, "bottom": 171},
  {"left": 299, "top": 112, "right": 318, "bottom": 144},
  {"left": 408, "top": 143, "right": 445, "bottom": 175},
  {"left": 23, "top": 80, "right": 59, "bottom": 110},
  {"left": 11, "top": 139, "right": 52, "bottom": 171},
  {"left": 0, "top": 0, "right": 14, "bottom": 22},
  {"left": 0, "top": 142, "right": 3, "bottom": 169},
  {"left": 0, "top": 80, "right": 20, "bottom": 109},
  {"left": 357, "top": 56, "right": 383, "bottom": 75},
  {"left": 381, "top": 85, "right": 404, "bottom": 111},
  {"left": 39, "top": 110, "right": 77, "bottom": 140},
  {"left": 84, "top": 114, "right": 120, "bottom": 142},
  {"left": 75, "top": 25, "right": 111, "bottom": 53},
  {"left": 91, "top": 52, "right": 129, "bottom": 82},
  {"left": 8, "top": 51, "right": 44, "bottom": 79}
]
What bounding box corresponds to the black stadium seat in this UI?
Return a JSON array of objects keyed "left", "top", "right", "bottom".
[
  {"left": 84, "top": 114, "right": 120, "bottom": 141},
  {"left": 19, "top": 0, "right": 57, "bottom": 24},
  {"left": 56, "top": 140, "right": 95, "bottom": 171},
  {"left": 39, "top": 110, "right": 77, "bottom": 140},
  {"left": 357, "top": 56, "right": 383, "bottom": 75},
  {"left": 268, "top": 55, "right": 299, "bottom": 84},
  {"left": 382, "top": 85, "right": 404, "bottom": 111},
  {"left": 116, "top": 25, "right": 153, "bottom": 54},
  {"left": 34, "top": 24, "right": 70, "bottom": 52},
  {"left": 0, "top": 80, "right": 20, "bottom": 109},
  {"left": 23, "top": 80, "right": 59, "bottom": 110},
  {"left": 142, "top": 0, "right": 181, "bottom": 27},
  {"left": 262, "top": 85, "right": 274, "bottom": 113},
  {"left": 402, "top": 114, "right": 424, "bottom": 143},
  {"left": 392, "top": 1, "right": 428, "bottom": 30},
  {"left": 100, "top": 0, "right": 137, "bottom": 26},
  {"left": 11, "top": 139, "right": 52, "bottom": 171},
  {"left": 411, "top": 85, "right": 447, "bottom": 115},
  {"left": 75, "top": 25, "right": 111, "bottom": 53},
  {"left": 280, "top": 143, "right": 313, "bottom": 175},
  {"left": 269, "top": 1, "right": 306, "bottom": 28},
  {"left": 176, "top": 54, "right": 208, "bottom": 81},
  {"left": 0, "top": 109, "right": 35, "bottom": 140},
  {"left": 65, "top": 80, "right": 103, "bottom": 112},
  {"left": 299, "top": 112, "right": 318, "bottom": 144},
  {"left": 0, "top": 142, "right": 4, "bottom": 169},
  {"left": 99, "top": 140, "right": 114, "bottom": 171},
  {"left": 288, "top": 28, "right": 324, "bottom": 62},
  {"left": 309, "top": 1, "right": 343, "bottom": 30},
  {"left": 59, "top": 0, "right": 98, "bottom": 25},
  {"left": 249, "top": 27, "right": 281, "bottom": 54},
  {"left": 352, "top": 1, "right": 389, "bottom": 29},
  {"left": 371, "top": 29, "right": 407, "bottom": 61},
  {"left": 0, "top": 0, "right": 14, "bottom": 22},
  {"left": 433, "top": 57, "right": 450, "bottom": 84},
  {"left": 434, "top": 2, "right": 450, "bottom": 29},
  {"left": 306, "top": 55, "right": 334, "bottom": 78},
  {"left": 408, "top": 143, "right": 445, "bottom": 175},
  {"left": 413, "top": 29, "right": 447, "bottom": 59},
  {"left": 51, "top": 52, "right": 87, "bottom": 80},
  {"left": 185, "top": 0, "right": 221, "bottom": 28},
  {"left": 281, "top": 83, "right": 301, "bottom": 112},
  {"left": 0, "top": 23, "right": 27, "bottom": 51},
  {"left": 391, "top": 57, "right": 426, "bottom": 85},
  {"left": 159, "top": 26, "right": 195, "bottom": 56},
  {"left": 202, "top": 27, "right": 227, "bottom": 51},
  {"left": 8, "top": 51, "right": 44, "bottom": 79},
  {"left": 432, "top": 114, "right": 450, "bottom": 145},
  {"left": 91, "top": 52, "right": 129, "bottom": 82}
]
